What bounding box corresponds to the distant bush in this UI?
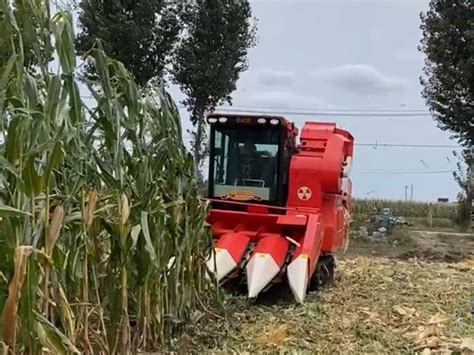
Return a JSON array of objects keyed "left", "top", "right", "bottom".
[
  {"left": 453, "top": 192, "right": 472, "bottom": 230},
  {"left": 407, "top": 217, "right": 454, "bottom": 229}
]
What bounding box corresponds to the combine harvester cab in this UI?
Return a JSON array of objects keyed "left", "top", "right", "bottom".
[{"left": 204, "top": 113, "right": 354, "bottom": 303}]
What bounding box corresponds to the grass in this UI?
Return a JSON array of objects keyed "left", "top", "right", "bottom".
[
  {"left": 0, "top": 2, "right": 216, "bottom": 353},
  {"left": 408, "top": 217, "right": 455, "bottom": 229},
  {"left": 386, "top": 229, "right": 417, "bottom": 248}
]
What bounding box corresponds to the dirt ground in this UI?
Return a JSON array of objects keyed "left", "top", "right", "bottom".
[
  {"left": 180, "top": 228, "right": 474, "bottom": 354},
  {"left": 345, "top": 228, "right": 474, "bottom": 263}
]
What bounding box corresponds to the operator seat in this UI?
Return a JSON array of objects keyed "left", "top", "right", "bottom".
[{"left": 240, "top": 143, "right": 259, "bottom": 180}]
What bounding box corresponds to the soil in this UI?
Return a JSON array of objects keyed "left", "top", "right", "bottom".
[{"left": 344, "top": 228, "right": 474, "bottom": 263}]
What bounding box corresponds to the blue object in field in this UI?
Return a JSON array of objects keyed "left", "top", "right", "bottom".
[{"left": 373, "top": 208, "right": 396, "bottom": 232}]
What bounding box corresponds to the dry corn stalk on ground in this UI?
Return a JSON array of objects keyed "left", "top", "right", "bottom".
[{"left": 179, "top": 256, "right": 474, "bottom": 354}]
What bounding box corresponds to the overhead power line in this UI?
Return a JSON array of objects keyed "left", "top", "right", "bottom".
[
  {"left": 352, "top": 170, "right": 454, "bottom": 175},
  {"left": 81, "top": 95, "right": 431, "bottom": 117},
  {"left": 215, "top": 103, "right": 430, "bottom": 113},
  {"left": 356, "top": 143, "right": 459, "bottom": 148},
  {"left": 210, "top": 108, "right": 431, "bottom": 117},
  {"left": 209, "top": 108, "right": 430, "bottom": 117},
  {"left": 80, "top": 94, "right": 428, "bottom": 113},
  {"left": 81, "top": 93, "right": 431, "bottom": 115},
  {"left": 181, "top": 135, "right": 458, "bottom": 149}
]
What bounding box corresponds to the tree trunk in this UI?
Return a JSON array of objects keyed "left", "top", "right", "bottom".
[{"left": 193, "top": 117, "right": 204, "bottom": 178}]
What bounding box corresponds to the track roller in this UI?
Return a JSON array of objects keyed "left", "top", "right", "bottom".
[{"left": 308, "top": 255, "right": 335, "bottom": 291}]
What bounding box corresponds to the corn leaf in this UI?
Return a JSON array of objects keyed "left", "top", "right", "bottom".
[
  {"left": 0, "top": 341, "right": 8, "bottom": 355},
  {"left": 1, "top": 246, "right": 33, "bottom": 348},
  {"left": 0, "top": 204, "right": 31, "bottom": 217},
  {"left": 141, "top": 211, "right": 158, "bottom": 266},
  {"left": 35, "top": 313, "right": 79, "bottom": 355}
]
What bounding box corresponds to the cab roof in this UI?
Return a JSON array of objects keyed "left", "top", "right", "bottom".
[{"left": 207, "top": 112, "right": 296, "bottom": 133}]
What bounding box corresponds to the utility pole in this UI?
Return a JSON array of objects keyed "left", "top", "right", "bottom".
[
  {"left": 404, "top": 185, "right": 409, "bottom": 201},
  {"left": 410, "top": 184, "right": 413, "bottom": 201}
]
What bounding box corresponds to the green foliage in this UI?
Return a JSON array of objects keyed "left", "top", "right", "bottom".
[
  {"left": 172, "top": 0, "right": 257, "bottom": 174},
  {"left": 419, "top": 0, "right": 474, "bottom": 146},
  {"left": 75, "top": 0, "right": 181, "bottom": 86},
  {"left": 451, "top": 150, "right": 472, "bottom": 229},
  {"left": 452, "top": 195, "right": 471, "bottom": 229},
  {"left": 452, "top": 151, "right": 470, "bottom": 195},
  {"left": 0, "top": 1, "right": 216, "bottom": 352}
]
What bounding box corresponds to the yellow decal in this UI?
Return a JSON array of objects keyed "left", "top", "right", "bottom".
[
  {"left": 257, "top": 253, "right": 267, "bottom": 258},
  {"left": 221, "top": 190, "right": 262, "bottom": 202},
  {"left": 300, "top": 254, "right": 309, "bottom": 260}
]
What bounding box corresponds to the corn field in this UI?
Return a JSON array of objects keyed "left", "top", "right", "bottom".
[
  {"left": 353, "top": 199, "right": 457, "bottom": 219},
  {"left": 0, "top": 1, "right": 216, "bottom": 353}
]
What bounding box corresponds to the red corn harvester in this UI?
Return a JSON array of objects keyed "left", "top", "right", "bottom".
[{"left": 203, "top": 113, "right": 354, "bottom": 303}]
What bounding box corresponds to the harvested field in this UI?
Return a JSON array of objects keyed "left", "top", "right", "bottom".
[
  {"left": 178, "top": 231, "right": 474, "bottom": 354},
  {"left": 348, "top": 230, "right": 474, "bottom": 263}
]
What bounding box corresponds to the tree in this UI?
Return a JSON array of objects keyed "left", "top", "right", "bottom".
[
  {"left": 75, "top": 0, "right": 180, "bottom": 86},
  {"left": 172, "top": 0, "right": 257, "bottom": 176},
  {"left": 419, "top": 0, "right": 474, "bottom": 147}
]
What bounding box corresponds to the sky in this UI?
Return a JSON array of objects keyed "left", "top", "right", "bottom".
[{"left": 167, "top": 0, "right": 463, "bottom": 202}]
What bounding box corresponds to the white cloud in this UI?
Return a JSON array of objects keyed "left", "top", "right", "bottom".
[
  {"left": 256, "top": 69, "right": 295, "bottom": 87},
  {"left": 311, "top": 64, "right": 408, "bottom": 95},
  {"left": 244, "top": 91, "right": 330, "bottom": 109}
]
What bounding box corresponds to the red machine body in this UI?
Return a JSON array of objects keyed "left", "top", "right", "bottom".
[{"left": 205, "top": 114, "right": 354, "bottom": 302}]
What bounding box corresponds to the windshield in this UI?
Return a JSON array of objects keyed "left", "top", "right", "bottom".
[{"left": 211, "top": 126, "right": 280, "bottom": 202}]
